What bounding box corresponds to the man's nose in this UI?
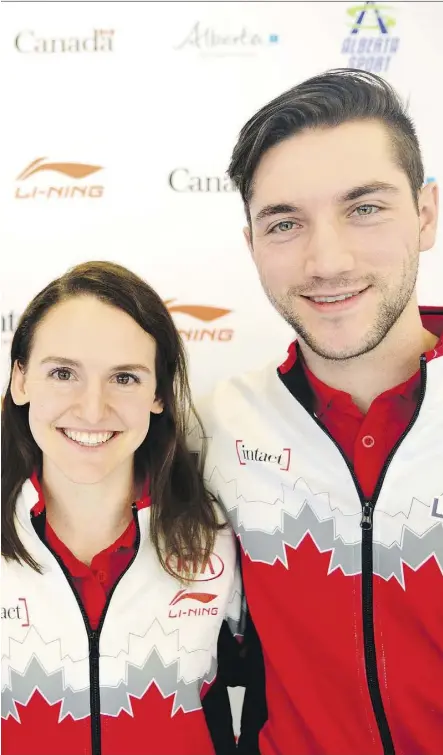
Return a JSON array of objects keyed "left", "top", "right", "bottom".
[{"left": 303, "top": 220, "right": 355, "bottom": 281}]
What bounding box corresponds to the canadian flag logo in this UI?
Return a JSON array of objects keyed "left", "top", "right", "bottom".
[{"left": 431, "top": 495, "right": 443, "bottom": 520}]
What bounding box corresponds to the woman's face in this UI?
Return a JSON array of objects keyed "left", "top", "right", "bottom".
[{"left": 12, "top": 296, "right": 163, "bottom": 485}]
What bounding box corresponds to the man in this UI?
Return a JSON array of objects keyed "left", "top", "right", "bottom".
[{"left": 192, "top": 69, "right": 443, "bottom": 755}]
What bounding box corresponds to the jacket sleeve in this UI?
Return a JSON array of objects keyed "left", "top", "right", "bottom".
[
  {"left": 236, "top": 609, "right": 268, "bottom": 755},
  {"left": 201, "top": 620, "right": 242, "bottom": 755},
  {"left": 223, "top": 537, "right": 268, "bottom": 754},
  {"left": 205, "top": 550, "right": 268, "bottom": 754},
  {"left": 188, "top": 400, "right": 267, "bottom": 751},
  {"left": 202, "top": 552, "right": 245, "bottom": 753}
]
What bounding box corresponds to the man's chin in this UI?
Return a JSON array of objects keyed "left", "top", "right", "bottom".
[
  {"left": 291, "top": 320, "right": 368, "bottom": 359},
  {"left": 301, "top": 333, "right": 380, "bottom": 362}
]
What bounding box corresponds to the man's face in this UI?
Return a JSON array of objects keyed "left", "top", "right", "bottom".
[{"left": 246, "top": 120, "right": 438, "bottom": 360}]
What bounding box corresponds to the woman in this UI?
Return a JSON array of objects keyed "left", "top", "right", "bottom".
[{"left": 1, "top": 261, "right": 242, "bottom": 755}]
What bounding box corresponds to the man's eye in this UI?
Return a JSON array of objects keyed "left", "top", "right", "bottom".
[
  {"left": 50, "top": 368, "right": 73, "bottom": 381},
  {"left": 270, "top": 220, "right": 297, "bottom": 233},
  {"left": 353, "top": 204, "right": 380, "bottom": 217}
]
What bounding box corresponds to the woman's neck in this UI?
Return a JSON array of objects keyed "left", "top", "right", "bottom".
[{"left": 41, "top": 459, "right": 136, "bottom": 565}]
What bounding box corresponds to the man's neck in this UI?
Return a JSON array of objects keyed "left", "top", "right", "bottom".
[
  {"left": 299, "top": 310, "right": 437, "bottom": 414},
  {"left": 42, "top": 460, "right": 136, "bottom": 564}
]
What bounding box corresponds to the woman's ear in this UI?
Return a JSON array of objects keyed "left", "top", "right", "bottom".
[
  {"left": 10, "top": 361, "right": 30, "bottom": 406},
  {"left": 151, "top": 395, "right": 164, "bottom": 415}
]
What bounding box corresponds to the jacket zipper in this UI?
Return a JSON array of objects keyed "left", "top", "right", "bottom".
[
  {"left": 309, "top": 354, "right": 427, "bottom": 755},
  {"left": 33, "top": 502, "right": 141, "bottom": 755}
]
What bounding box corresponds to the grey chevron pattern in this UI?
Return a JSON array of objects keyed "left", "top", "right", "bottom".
[
  {"left": 2, "top": 646, "right": 217, "bottom": 722},
  {"left": 229, "top": 500, "right": 443, "bottom": 585}
]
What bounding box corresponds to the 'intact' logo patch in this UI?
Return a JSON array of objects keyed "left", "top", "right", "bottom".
[{"left": 236, "top": 440, "right": 291, "bottom": 471}]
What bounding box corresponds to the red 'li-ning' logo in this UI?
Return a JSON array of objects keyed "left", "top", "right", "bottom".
[
  {"left": 168, "top": 589, "right": 219, "bottom": 619},
  {"left": 166, "top": 554, "right": 223, "bottom": 620}
]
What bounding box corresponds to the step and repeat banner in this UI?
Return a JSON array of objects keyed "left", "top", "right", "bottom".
[
  {"left": 1, "top": 0, "right": 443, "bottom": 734},
  {"left": 1, "top": 1, "right": 443, "bottom": 396}
]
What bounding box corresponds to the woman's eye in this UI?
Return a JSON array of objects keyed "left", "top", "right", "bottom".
[
  {"left": 114, "top": 373, "right": 140, "bottom": 386},
  {"left": 270, "top": 220, "right": 297, "bottom": 233},
  {"left": 51, "top": 368, "right": 72, "bottom": 381},
  {"left": 354, "top": 204, "right": 380, "bottom": 217}
]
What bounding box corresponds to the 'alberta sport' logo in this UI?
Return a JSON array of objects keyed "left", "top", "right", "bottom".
[{"left": 341, "top": 2, "right": 399, "bottom": 74}]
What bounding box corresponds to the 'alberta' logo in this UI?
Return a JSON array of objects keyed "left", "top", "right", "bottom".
[
  {"left": 341, "top": 2, "right": 399, "bottom": 73},
  {"left": 174, "top": 21, "right": 279, "bottom": 56},
  {"left": 236, "top": 440, "right": 291, "bottom": 471}
]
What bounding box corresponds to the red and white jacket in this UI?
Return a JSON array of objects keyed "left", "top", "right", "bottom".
[
  {"left": 1, "top": 479, "right": 242, "bottom": 755},
  {"left": 192, "top": 309, "right": 443, "bottom": 755}
]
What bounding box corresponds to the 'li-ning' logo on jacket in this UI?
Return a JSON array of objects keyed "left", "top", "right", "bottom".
[
  {"left": 166, "top": 554, "right": 224, "bottom": 619},
  {"left": 236, "top": 440, "right": 291, "bottom": 471},
  {"left": 168, "top": 588, "right": 219, "bottom": 619}
]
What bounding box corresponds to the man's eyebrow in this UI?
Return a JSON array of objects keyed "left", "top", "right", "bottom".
[
  {"left": 39, "top": 357, "right": 152, "bottom": 373},
  {"left": 254, "top": 203, "right": 300, "bottom": 223},
  {"left": 339, "top": 182, "right": 400, "bottom": 203},
  {"left": 253, "top": 183, "right": 399, "bottom": 223}
]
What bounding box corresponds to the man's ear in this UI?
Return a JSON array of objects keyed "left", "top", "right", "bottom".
[
  {"left": 243, "top": 225, "right": 253, "bottom": 255},
  {"left": 10, "top": 360, "right": 30, "bottom": 406},
  {"left": 418, "top": 181, "right": 439, "bottom": 253}
]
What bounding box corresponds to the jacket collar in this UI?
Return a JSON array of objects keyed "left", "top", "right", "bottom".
[{"left": 277, "top": 306, "right": 443, "bottom": 412}]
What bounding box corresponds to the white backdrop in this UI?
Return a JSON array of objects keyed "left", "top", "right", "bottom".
[{"left": 1, "top": 0, "right": 443, "bottom": 737}]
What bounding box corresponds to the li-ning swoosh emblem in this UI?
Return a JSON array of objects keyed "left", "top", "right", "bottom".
[
  {"left": 170, "top": 590, "right": 217, "bottom": 606},
  {"left": 16, "top": 158, "right": 103, "bottom": 181},
  {"left": 164, "top": 300, "right": 231, "bottom": 322}
]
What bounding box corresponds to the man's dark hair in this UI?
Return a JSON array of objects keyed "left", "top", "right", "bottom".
[{"left": 228, "top": 68, "right": 424, "bottom": 220}]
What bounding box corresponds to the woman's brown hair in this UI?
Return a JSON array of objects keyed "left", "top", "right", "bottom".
[{"left": 1, "top": 261, "right": 218, "bottom": 576}]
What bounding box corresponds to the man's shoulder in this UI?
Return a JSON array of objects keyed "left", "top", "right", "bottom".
[
  {"left": 188, "top": 360, "right": 282, "bottom": 453},
  {"left": 195, "top": 359, "right": 281, "bottom": 418}
]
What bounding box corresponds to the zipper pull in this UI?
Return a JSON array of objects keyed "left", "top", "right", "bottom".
[
  {"left": 360, "top": 503, "right": 373, "bottom": 530},
  {"left": 89, "top": 631, "right": 99, "bottom": 654}
]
